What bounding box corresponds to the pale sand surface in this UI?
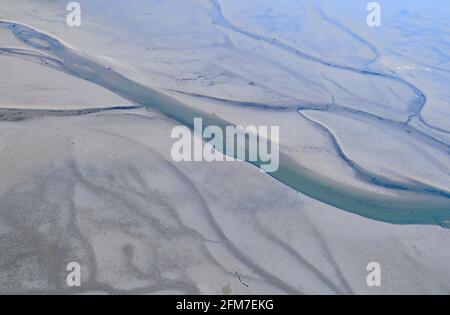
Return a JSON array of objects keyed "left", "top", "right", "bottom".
[{"left": 0, "top": 108, "right": 449, "bottom": 294}]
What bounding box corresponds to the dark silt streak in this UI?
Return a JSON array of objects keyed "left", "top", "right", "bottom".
[
  {"left": 312, "top": 4, "right": 381, "bottom": 68},
  {"left": 1, "top": 20, "right": 449, "bottom": 226},
  {"left": 0, "top": 106, "right": 139, "bottom": 121}
]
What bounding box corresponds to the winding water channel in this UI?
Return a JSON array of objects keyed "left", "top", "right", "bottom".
[{"left": 1, "top": 20, "right": 449, "bottom": 227}]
